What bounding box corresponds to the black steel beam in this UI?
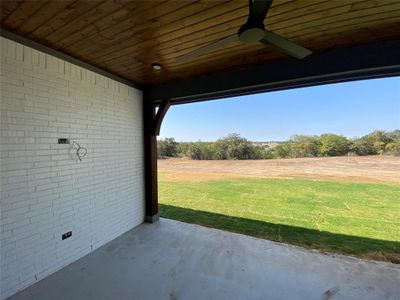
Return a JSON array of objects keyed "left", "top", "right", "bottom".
[{"left": 147, "top": 39, "right": 400, "bottom": 105}]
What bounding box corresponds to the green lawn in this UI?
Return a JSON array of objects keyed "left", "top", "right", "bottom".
[{"left": 159, "top": 173, "right": 400, "bottom": 263}]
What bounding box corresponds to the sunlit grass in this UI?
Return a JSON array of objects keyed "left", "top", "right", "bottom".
[{"left": 159, "top": 172, "right": 400, "bottom": 263}]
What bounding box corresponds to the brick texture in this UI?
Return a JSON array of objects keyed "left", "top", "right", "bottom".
[{"left": 0, "top": 37, "right": 144, "bottom": 299}]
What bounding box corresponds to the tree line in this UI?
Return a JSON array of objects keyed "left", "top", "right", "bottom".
[{"left": 158, "top": 130, "right": 400, "bottom": 160}]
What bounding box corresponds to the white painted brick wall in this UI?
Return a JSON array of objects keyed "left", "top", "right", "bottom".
[{"left": 0, "top": 37, "right": 144, "bottom": 299}]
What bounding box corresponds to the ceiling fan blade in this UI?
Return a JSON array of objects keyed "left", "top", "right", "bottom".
[
  {"left": 248, "top": 0, "right": 273, "bottom": 24},
  {"left": 176, "top": 34, "right": 238, "bottom": 63},
  {"left": 260, "top": 30, "right": 312, "bottom": 59}
]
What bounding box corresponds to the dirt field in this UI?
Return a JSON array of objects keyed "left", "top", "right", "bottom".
[{"left": 158, "top": 156, "right": 400, "bottom": 184}]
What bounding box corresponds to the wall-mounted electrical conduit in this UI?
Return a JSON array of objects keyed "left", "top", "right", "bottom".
[
  {"left": 59, "top": 138, "right": 87, "bottom": 161},
  {"left": 72, "top": 140, "right": 87, "bottom": 161}
]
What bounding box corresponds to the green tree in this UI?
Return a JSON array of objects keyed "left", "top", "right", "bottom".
[
  {"left": 273, "top": 141, "right": 295, "bottom": 158},
  {"left": 157, "top": 138, "right": 179, "bottom": 158},
  {"left": 319, "top": 134, "right": 350, "bottom": 156},
  {"left": 177, "top": 142, "right": 191, "bottom": 157},
  {"left": 384, "top": 130, "right": 400, "bottom": 155},
  {"left": 368, "top": 130, "right": 392, "bottom": 153},
  {"left": 188, "top": 142, "right": 203, "bottom": 160},
  {"left": 159, "top": 129, "right": 400, "bottom": 160},
  {"left": 387, "top": 129, "right": 400, "bottom": 141},
  {"left": 188, "top": 141, "right": 215, "bottom": 160},
  {"left": 351, "top": 137, "right": 377, "bottom": 156},
  {"left": 352, "top": 130, "right": 395, "bottom": 155},
  {"left": 385, "top": 141, "right": 400, "bottom": 155},
  {"left": 291, "top": 135, "right": 321, "bottom": 157},
  {"left": 213, "top": 133, "right": 266, "bottom": 160}
]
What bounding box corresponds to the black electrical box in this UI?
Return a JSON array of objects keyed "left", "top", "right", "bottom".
[
  {"left": 58, "top": 138, "right": 70, "bottom": 144},
  {"left": 62, "top": 231, "right": 72, "bottom": 240}
]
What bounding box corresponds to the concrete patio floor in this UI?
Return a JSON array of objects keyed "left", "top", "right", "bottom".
[{"left": 9, "top": 218, "right": 400, "bottom": 300}]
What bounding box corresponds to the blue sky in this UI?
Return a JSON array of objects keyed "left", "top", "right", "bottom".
[{"left": 160, "top": 77, "right": 400, "bottom": 142}]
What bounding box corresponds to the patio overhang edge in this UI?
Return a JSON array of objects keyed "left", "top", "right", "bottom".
[{"left": 146, "top": 39, "right": 400, "bottom": 105}]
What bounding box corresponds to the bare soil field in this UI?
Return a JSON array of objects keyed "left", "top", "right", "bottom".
[{"left": 158, "top": 156, "right": 400, "bottom": 184}]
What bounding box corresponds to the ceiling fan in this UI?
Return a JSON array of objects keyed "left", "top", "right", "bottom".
[{"left": 177, "top": 0, "right": 312, "bottom": 63}]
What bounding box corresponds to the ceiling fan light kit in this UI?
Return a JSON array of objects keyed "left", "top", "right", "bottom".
[{"left": 177, "top": 0, "right": 312, "bottom": 62}]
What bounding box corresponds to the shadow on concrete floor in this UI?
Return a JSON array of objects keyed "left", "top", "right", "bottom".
[{"left": 9, "top": 218, "right": 400, "bottom": 300}]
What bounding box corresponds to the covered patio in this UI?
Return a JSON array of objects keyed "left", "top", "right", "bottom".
[
  {"left": 8, "top": 219, "right": 400, "bottom": 300},
  {"left": 1, "top": 1, "right": 400, "bottom": 299}
]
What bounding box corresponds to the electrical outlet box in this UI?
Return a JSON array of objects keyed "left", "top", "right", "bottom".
[
  {"left": 62, "top": 231, "right": 72, "bottom": 240},
  {"left": 58, "top": 138, "right": 70, "bottom": 144}
]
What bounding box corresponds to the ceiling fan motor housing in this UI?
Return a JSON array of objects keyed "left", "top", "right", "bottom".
[{"left": 238, "top": 22, "right": 265, "bottom": 44}]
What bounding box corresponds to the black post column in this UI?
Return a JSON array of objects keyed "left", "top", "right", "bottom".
[{"left": 143, "top": 99, "right": 159, "bottom": 223}]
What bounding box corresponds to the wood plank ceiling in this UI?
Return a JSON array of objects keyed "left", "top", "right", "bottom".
[{"left": 1, "top": 0, "right": 400, "bottom": 87}]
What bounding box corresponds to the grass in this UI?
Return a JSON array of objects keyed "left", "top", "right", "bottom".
[{"left": 158, "top": 172, "right": 400, "bottom": 263}]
